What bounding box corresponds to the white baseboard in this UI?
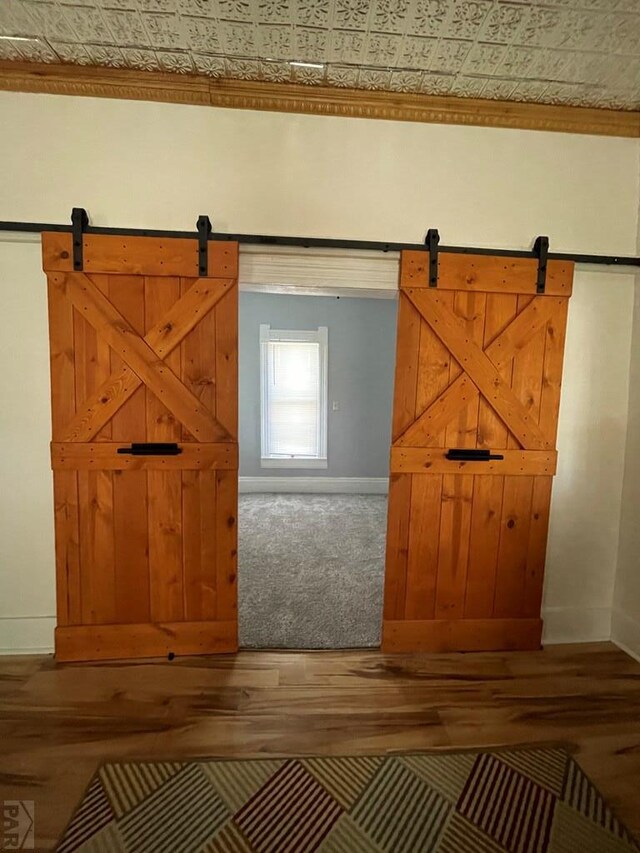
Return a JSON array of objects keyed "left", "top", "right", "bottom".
[
  {"left": 0, "top": 616, "right": 55, "bottom": 655},
  {"left": 611, "top": 608, "right": 640, "bottom": 663},
  {"left": 239, "top": 476, "right": 389, "bottom": 494},
  {"left": 541, "top": 605, "right": 611, "bottom": 645}
]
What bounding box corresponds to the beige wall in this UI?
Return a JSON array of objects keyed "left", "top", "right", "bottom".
[
  {"left": 0, "top": 91, "right": 638, "bottom": 652},
  {"left": 0, "top": 237, "right": 55, "bottom": 652},
  {"left": 1, "top": 92, "right": 638, "bottom": 253},
  {"left": 546, "top": 271, "right": 633, "bottom": 643},
  {"left": 612, "top": 150, "right": 640, "bottom": 662}
]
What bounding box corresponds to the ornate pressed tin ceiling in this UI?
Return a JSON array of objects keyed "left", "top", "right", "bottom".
[{"left": 1, "top": 0, "right": 639, "bottom": 111}]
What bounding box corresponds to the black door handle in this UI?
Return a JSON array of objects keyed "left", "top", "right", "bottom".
[
  {"left": 446, "top": 448, "right": 504, "bottom": 461},
  {"left": 117, "top": 443, "right": 182, "bottom": 456}
]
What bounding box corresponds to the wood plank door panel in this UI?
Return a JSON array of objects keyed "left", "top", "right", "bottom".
[
  {"left": 44, "top": 233, "right": 239, "bottom": 662},
  {"left": 383, "top": 252, "right": 573, "bottom": 653}
]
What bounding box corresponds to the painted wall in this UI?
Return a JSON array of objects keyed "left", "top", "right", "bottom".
[
  {"left": 545, "top": 271, "right": 633, "bottom": 644},
  {"left": 0, "top": 238, "right": 56, "bottom": 653},
  {"left": 0, "top": 92, "right": 638, "bottom": 255},
  {"left": 612, "top": 281, "right": 640, "bottom": 660},
  {"left": 239, "top": 291, "right": 396, "bottom": 479},
  {"left": 0, "top": 90, "right": 638, "bottom": 652},
  {"left": 612, "top": 158, "right": 640, "bottom": 662}
]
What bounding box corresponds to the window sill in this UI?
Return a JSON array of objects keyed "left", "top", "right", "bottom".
[{"left": 260, "top": 458, "right": 328, "bottom": 470}]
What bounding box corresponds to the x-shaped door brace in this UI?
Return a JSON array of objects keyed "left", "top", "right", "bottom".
[
  {"left": 397, "top": 290, "right": 565, "bottom": 451},
  {"left": 50, "top": 272, "right": 234, "bottom": 443}
]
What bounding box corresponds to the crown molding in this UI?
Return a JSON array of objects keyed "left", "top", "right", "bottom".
[{"left": 0, "top": 60, "right": 638, "bottom": 138}]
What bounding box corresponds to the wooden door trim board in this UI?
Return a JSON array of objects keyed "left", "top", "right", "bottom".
[
  {"left": 51, "top": 442, "right": 238, "bottom": 470},
  {"left": 43, "top": 232, "right": 239, "bottom": 279},
  {"left": 391, "top": 448, "right": 557, "bottom": 475},
  {"left": 383, "top": 619, "right": 543, "bottom": 652},
  {"left": 55, "top": 621, "right": 238, "bottom": 662},
  {"left": 400, "top": 251, "right": 574, "bottom": 295}
]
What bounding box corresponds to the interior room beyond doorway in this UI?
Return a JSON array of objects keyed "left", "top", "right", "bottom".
[{"left": 237, "top": 269, "right": 397, "bottom": 650}]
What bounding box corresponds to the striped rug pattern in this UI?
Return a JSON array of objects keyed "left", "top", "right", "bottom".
[{"left": 56, "top": 747, "right": 638, "bottom": 852}]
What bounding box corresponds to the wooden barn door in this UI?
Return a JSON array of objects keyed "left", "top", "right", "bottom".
[
  {"left": 383, "top": 251, "right": 573, "bottom": 652},
  {"left": 43, "top": 232, "right": 239, "bottom": 662}
]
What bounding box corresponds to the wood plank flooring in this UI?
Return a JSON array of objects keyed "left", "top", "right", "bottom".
[{"left": 1, "top": 643, "right": 639, "bottom": 851}]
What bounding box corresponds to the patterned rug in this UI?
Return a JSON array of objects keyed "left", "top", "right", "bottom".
[{"left": 57, "top": 747, "right": 638, "bottom": 852}]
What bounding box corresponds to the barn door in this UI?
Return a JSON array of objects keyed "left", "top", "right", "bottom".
[
  {"left": 43, "top": 232, "right": 239, "bottom": 662},
  {"left": 383, "top": 251, "right": 573, "bottom": 652}
]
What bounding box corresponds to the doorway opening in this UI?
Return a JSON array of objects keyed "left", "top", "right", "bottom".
[{"left": 237, "top": 269, "right": 398, "bottom": 650}]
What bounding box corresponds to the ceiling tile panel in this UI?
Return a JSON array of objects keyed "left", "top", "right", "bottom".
[
  {"left": 256, "top": 1, "right": 292, "bottom": 24},
  {"left": 420, "top": 72, "right": 454, "bottom": 94},
  {"left": 120, "top": 46, "right": 159, "bottom": 69},
  {"left": 0, "top": 40, "right": 21, "bottom": 60},
  {"left": 192, "top": 51, "right": 225, "bottom": 73},
  {"left": 511, "top": 80, "right": 550, "bottom": 102},
  {"left": 177, "top": 0, "right": 209, "bottom": 14},
  {"left": 0, "top": 0, "right": 638, "bottom": 110},
  {"left": 329, "top": 30, "right": 364, "bottom": 63},
  {"left": 430, "top": 39, "right": 472, "bottom": 75},
  {"left": 480, "top": 4, "right": 528, "bottom": 44},
  {"left": 292, "top": 62, "right": 325, "bottom": 84},
  {"left": 520, "top": 7, "right": 567, "bottom": 49},
  {"left": 372, "top": 0, "right": 410, "bottom": 35},
  {"left": 295, "top": 1, "right": 329, "bottom": 28},
  {"left": 481, "top": 78, "right": 517, "bottom": 100},
  {"left": 387, "top": 69, "right": 424, "bottom": 91},
  {"left": 543, "top": 81, "right": 588, "bottom": 105},
  {"left": 224, "top": 55, "right": 261, "bottom": 77},
  {"left": 259, "top": 57, "right": 290, "bottom": 80},
  {"left": 221, "top": 21, "right": 256, "bottom": 54},
  {"left": 218, "top": 0, "right": 254, "bottom": 22},
  {"left": 141, "top": 12, "right": 185, "bottom": 49},
  {"left": 257, "top": 23, "right": 291, "bottom": 59},
  {"left": 326, "top": 63, "right": 359, "bottom": 87},
  {"left": 83, "top": 43, "right": 124, "bottom": 65},
  {"left": 365, "top": 33, "right": 402, "bottom": 65},
  {"left": 184, "top": 15, "right": 222, "bottom": 53},
  {"left": 357, "top": 66, "right": 391, "bottom": 89},
  {"left": 334, "top": 0, "right": 372, "bottom": 31},
  {"left": 412, "top": 0, "right": 450, "bottom": 38},
  {"left": 49, "top": 40, "right": 92, "bottom": 62},
  {"left": 463, "top": 42, "right": 506, "bottom": 75},
  {"left": 7, "top": 35, "right": 58, "bottom": 61},
  {"left": 61, "top": 5, "right": 114, "bottom": 44},
  {"left": 138, "top": 0, "right": 176, "bottom": 10},
  {"left": 400, "top": 35, "right": 437, "bottom": 70},
  {"left": 1, "top": 0, "right": 36, "bottom": 35},
  {"left": 295, "top": 26, "right": 327, "bottom": 62},
  {"left": 102, "top": 0, "right": 137, "bottom": 8},
  {"left": 23, "top": 2, "right": 78, "bottom": 41},
  {"left": 448, "top": 74, "right": 488, "bottom": 97},
  {"left": 155, "top": 48, "right": 194, "bottom": 71},
  {"left": 451, "top": 1, "right": 493, "bottom": 41},
  {"left": 102, "top": 9, "right": 148, "bottom": 46}
]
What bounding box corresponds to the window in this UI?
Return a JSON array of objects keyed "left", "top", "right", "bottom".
[{"left": 260, "top": 324, "right": 328, "bottom": 468}]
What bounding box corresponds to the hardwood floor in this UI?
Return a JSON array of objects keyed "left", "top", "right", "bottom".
[{"left": 1, "top": 642, "right": 640, "bottom": 851}]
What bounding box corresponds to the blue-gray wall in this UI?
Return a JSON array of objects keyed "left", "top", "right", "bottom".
[{"left": 239, "top": 292, "right": 397, "bottom": 478}]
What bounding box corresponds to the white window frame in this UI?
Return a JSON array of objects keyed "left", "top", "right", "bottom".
[{"left": 260, "top": 324, "right": 328, "bottom": 469}]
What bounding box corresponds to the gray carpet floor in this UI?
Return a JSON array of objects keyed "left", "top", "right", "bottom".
[{"left": 238, "top": 494, "right": 386, "bottom": 649}]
